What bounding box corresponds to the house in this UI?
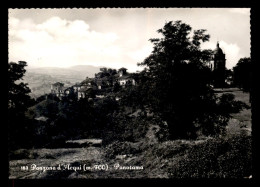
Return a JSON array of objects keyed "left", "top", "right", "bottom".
[
  {"left": 51, "top": 78, "right": 96, "bottom": 100},
  {"left": 51, "top": 82, "right": 65, "bottom": 99},
  {"left": 51, "top": 84, "right": 73, "bottom": 99},
  {"left": 118, "top": 67, "right": 127, "bottom": 77},
  {"left": 76, "top": 78, "right": 97, "bottom": 100},
  {"left": 73, "top": 83, "right": 82, "bottom": 92},
  {"left": 77, "top": 87, "right": 89, "bottom": 99},
  {"left": 117, "top": 68, "right": 136, "bottom": 87},
  {"left": 95, "top": 72, "right": 115, "bottom": 90},
  {"left": 118, "top": 75, "right": 136, "bottom": 86},
  {"left": 96, "top": 78, "right": 108, "bottom": 90},
  {"left": 64, "top": 88, "right": 71, "bottom": 95},
  {"left": 64, "top": 87, "right": 75, "bottom": 96}
]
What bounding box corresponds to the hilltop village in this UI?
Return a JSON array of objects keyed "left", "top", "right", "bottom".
[{"left": 50, "top": 67, "right": 136, "bottom": 100}]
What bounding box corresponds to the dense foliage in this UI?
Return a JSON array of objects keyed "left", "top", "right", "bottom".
[
  {"left": 233, "top": 57, "right": 252, "bottom": 92},
  {"left": 137, "top": 21, "right": 247, "bottom": 139},
  {"left": 8, "top": 61, "right": 35, "bottom": 150},
  {"left": 168, "top": 134, "right": 252, "bottom": 178}
]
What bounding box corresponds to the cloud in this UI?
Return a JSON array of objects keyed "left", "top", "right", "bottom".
[
  {"left": 9, "top": 12, "right": 250, "bottom": 72},
  {"left": 229, "top": 8, "right": 250, "bottom": 16},
  {"left": 9, "top": 16, "right": 123, "bottom": 69},
  {"left": 127, "top": 45, "right": 153, "bottom": 63},
  {"left": 218, "top": 41, "right": 241, "bottom": 69}
]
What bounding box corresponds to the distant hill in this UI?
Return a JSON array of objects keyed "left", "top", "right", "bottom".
[
  {"left": 26, "top": 65, "right": 101, "bottom": 80},
  {"left": 23, "top": 65, "right": 102, "bottom": 98}
]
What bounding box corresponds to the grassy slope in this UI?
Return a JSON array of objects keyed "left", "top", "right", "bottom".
[
  {"left": 96, "top": 89, "right": 252, "bottom": 178},
  {"left": 216, "top": 89, "right": 251, "bottom": 136},
  {"left": 71, "top": 88, "right": 252, "bottom": 178},
  {"left": 9, "top": 89, "right": 252, "bottom": 179}
]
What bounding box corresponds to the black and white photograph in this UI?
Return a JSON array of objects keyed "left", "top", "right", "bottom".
[{"left": 8, "top": 8, "right": 252, "bottom": 179}]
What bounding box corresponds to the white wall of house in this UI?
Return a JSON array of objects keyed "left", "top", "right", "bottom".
[
  {"left": 132, "top": 79, "right": 136, "bottom": 85},
  {"left": 119, "top": 79, "right": 136, "bottom": 86},
  {"left": 119, "top": 80, "right": 127, "bottom": 85},
  {"left": 96, "top": 95, "right": 104, "bottom": 98},
  {"left": 78, "top": 92, "right": 85, "bottom": 99}
]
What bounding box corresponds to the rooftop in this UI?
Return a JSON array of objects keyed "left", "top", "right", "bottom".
[{"left": 118, "top": 74, "right": 132, "bottom": 80}]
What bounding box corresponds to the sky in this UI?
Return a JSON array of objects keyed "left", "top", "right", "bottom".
[{"left": 8, "top": 8, "right": 251, "bottom": 72}]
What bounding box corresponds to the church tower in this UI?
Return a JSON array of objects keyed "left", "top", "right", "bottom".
[{"left": 213, "top": 42, "right": 226, "bottom": 88}]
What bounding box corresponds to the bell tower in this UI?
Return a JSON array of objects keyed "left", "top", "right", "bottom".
[{"left": 213, "top": 42, "right": 226, "bottom": 88}]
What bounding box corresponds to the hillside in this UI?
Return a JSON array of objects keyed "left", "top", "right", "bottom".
[
  {"left": 9, "top": 89, "right": 252, "bottom": 179},
  {"left": 22, "top": 65, "right": 101, "bottom": 98}
]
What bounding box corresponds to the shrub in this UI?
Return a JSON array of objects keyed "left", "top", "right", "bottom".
[
  {"left": 102, "top": 114, "right": 149, "bottom": 145},
  {"left": 168, "top": 134, "right": 252, "bottom": 178},
  {"left": 105, "top": 141, "right": 142, "bottom": 159}
]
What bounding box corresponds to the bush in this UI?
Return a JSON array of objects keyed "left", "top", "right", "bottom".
[
  {"left": 9, "top": 149, "right": 39, "bottom": 160},
  {"left": 102, "top": 114, "right": 149, "bottom": 145},
  {"left": 9, "top": 149, "right": 30, "bottom": 160},
  {"left": 105, "top": 141, "right": 143, "bottom": 159},
  {"left": 168, "top": 134, "right": 252, "bottom": 178},
  {"left": 154, "top": 141, "right": 191, "bottom": 159}
]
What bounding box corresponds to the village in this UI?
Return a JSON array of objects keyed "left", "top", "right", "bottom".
[{"left": 50, "top": 67, "right": 136, "bottom": 100}]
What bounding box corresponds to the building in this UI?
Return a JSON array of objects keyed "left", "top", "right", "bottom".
[
  {"left": 51, "top": 82, "right": 65, "bottom": 99},
  {"left": 76, "top": 78, "right": 97, "bottom": 100},
  {"left": 213, "top": 42, "right": 226, "bottom": 88},
  {"left": 73, "top": 83, "right": 82, "bottom": 93},
  {"left": 96, "top": 77, "right": 109, "bottom": 90},
  {"left": 118, "top": 67, "right": 127, "bottom": 77},
  {"left": 51, "top": 79, "right": 97, "bottom": 100},
  {"left": 77, "top": 87, "right": 89, "bottom": 99},
  {"left": 117, "top": 68, "right": 136, "bottom": 87}
]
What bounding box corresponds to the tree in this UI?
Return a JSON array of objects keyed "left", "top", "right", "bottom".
[
  {"left": 233, "top": 57, "right": 252, "bottom": 92},
  {"left": 8, "top": 61, "right": 33, "bottom": 111},
  {"left": 113, "top": 81, "right": 120, "bottom": 92},
  {"left": 138, "top": 21, "right": 246, "bottom": 139},
  {"left": 225, "top": 68, "right": 233, "bottom": 87},
  {"left": 8, "top": 61, "right": 35, "bottom": 150}
]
